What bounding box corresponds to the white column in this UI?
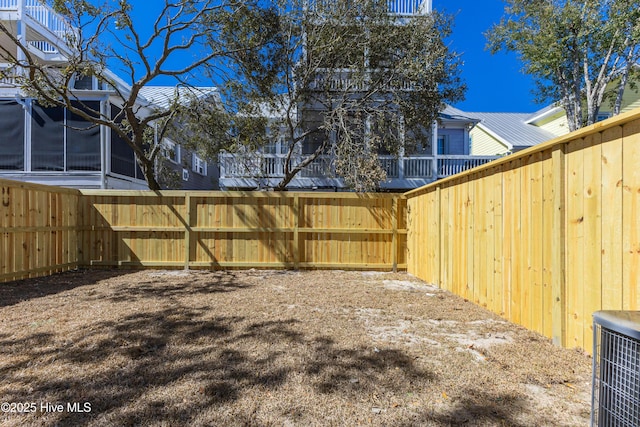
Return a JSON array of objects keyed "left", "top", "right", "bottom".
[
  {"left": 431, "top": 120, "right": 438, "bottom": 178},
  {"left": 17, "top": 0, "right": 27, "bottom": 73}
]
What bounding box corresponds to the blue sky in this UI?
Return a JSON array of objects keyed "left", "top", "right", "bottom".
[
  {"left": 435, "top": 0, "right": 540, "bottom": 113},
  {"left": 119, "top": 0, "right": 541, "bottom": 114}
]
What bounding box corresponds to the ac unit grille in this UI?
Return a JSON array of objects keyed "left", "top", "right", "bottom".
[{"left": 592, "top": 312, "right": 640, "bottom": 427}]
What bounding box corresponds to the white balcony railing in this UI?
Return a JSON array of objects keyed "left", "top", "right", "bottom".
[
  {"left": 220, "top": 152, "right": 498, "bottom": 184},
  {"left": 309, "top": 0, "right": 430, "bottom": 16},
  {"left": 27, "top": 40, "right": 58, "bottom": 53},
  {"left": 0, "top": 0, "right": 75, "bottom": 41},
  {"left": 436, "top": 156, "right": 497, "bottom": 177},
  {"left": 311, "top": 70, "right": 415, "bottom": 92},
  {"left": 0, "top": 65, "right": 17, "bottom": 86}
]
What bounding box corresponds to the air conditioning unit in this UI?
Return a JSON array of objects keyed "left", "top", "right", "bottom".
[{"left": 591, "top": 311, "right": 640, "bottom": 426}]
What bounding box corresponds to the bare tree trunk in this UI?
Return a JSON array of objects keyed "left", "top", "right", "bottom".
[
  {"left": 274, "top": 140, "right": 328, "bottom": 191},
  {"left": 139, "top": 157, "right": 162, "bottom": 191}
]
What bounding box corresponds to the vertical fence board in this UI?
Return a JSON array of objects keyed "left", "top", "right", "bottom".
[
  {"left": 0, "top": 179, "right": 81, "bottom": 283},
  {"left": 74, "top": 191, "right": 405, "bottom": 270},
  {"left": 583, "top": 133, "right": 602, "bottom": 352},
  {"left": 622, "top": 119, "right": 640, "bottom": 310},
  {"left": 566, "top": 136, "right": 586, "bottom": 349},
  {"left": 600, "top": 126, "right": 623, "bottom": 311},
  {"left": 530, "top": 152, "right": 544, "bottom": 335},
  {"left": 406, "top": 109, "right": 640, "bottom": 354},
  {"left": 541, "top": 150, "right": 555, "bottom": 338}
]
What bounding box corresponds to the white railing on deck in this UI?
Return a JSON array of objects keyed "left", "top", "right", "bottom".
[
  {"left": 404, "top": 157, "right": 432, "bottom": 178},
  {"left": 0, "top": 0, "right": 16, "bottom": 9},
  {"left": 309, "top": 0, "right": 430, "bottom": 16},
  {"left": 0, "top": 0, "right": 75, "bottom": 40},
  {"left": 28, "top": 40, "right": 58, "bottom": 53},
  {"left": 379, "top": 156, "right": 399, "bottom": 178},
  {"left": 0, "top": 65, "right": 18, "bottom": 86},
  {"left": 25, "top": 0, "right": 74, "bottom": 39},
  {"left": 436, "top": 155, "right": 497, "bottom": 178},
  {"left": 221, "top": 152, "right": 499, "bottom": 183},
  {"left": 311, "top": 70, "right": 415, "bottom": 92},
  {"left": 387, "top": 0, "right": 430, "bottom": 15}
]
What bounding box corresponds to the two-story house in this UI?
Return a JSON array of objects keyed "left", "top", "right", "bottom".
[
  {"left": 219, "top": 0, "right": 499, "bottom": 191},
  {"left": 0, "top": 0, "right": 218, "bottom": 190}
]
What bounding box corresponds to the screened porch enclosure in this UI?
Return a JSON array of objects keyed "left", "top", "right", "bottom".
[{"left": 0, "top": 98, "right": 146, "bottom": 187}]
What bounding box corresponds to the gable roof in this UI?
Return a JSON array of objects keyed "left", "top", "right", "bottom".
[
  {"left": 138, "top": 86, "right": 219, "bottom": 111},
  {"left": 466, "top": 111, "right": 556, "bottom": 150},
  {"left": 440, "top": 105, "right": 481, "bottom": 125},
  {"left": 524, "top": 104, "right": 565, "bottom": 125}
]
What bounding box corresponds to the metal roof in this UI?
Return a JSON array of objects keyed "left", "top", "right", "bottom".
[
  {"left": 466, "top": 111, "right": 556, "bottom": 150},
  {"left": 440, "top": 105, "right": 481, "bottom": 124},
  {"left": 138, "top": 86, "right": 219, "bottom": 110}
]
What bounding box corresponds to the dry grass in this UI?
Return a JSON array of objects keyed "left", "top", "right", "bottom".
[{"left": 0, "top": 269, "right": 592, "bottom": 426}]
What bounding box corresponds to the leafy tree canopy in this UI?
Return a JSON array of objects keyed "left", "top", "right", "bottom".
[
  {"left": 180, "top": 0, "right": 466, "bottom": 191},
  {"left": 0, "top": 0, "right": 465, "bottom": 192},
  {"left": 0, "top": 0, "right": 270, "bottom": 190},
  {"left": 487, "top": 0, "right": 640, "bottom": 132}
]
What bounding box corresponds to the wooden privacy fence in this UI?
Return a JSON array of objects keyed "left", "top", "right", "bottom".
[
  {"left": 406, "top": 108, "right": 640, "bottom": 354},
  {"left": 0, "top": 178, "right": 81, "bottom": 282},
  {"left": 78, "top": 191, "right": 407, "bottom": 271}
]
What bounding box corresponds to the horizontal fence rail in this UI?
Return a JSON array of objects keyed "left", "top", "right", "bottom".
[
  {"left": 0, "top": 178, "right": 81, "bottom": 282},
  {"left": 78, "top": 191, "right": 407, "bottom": 271},
  {"left": 406, "top": 108, "right": 640, "bottom": 355}
]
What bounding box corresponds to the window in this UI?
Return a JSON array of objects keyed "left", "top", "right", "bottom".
[
  {"left": 73, "top": 75, "right": 94, "bottom": 90},
  {"left": 110, "top": 105, "right": 144, "bottom": 179},
  {"left": 371, "top": 113, "right": 400, "bottom": 155},
  {"left": 31, "top": 101, "right": 101, "bottom": 172},
  {"left": 404, "top": 127, "right": 432, "bottom": 155},
  {"left": 31, "top": 104, "right": 64, "bottom": 171},
  {"left": 301, "top": 111, "right": 326, "bottom": 155},
  {"left": 0, "top": 100, "right": 25, "bottom": 170},
  {"left": 437, "top": 135, "right": 450, "bottom": 155},
  {"left": 262, "top": 126, "right": 290, "bottom": 155},
  {"left": 162, "top": 142, "right": 180, "bottom": 163},
  {"left": 192, "top": 154, "right": 206, "bottom": 175},
  {"left": 67, "top": 101, "right": 101, "bottom": 171}
]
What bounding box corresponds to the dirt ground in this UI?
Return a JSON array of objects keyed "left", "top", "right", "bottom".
[{"left": 0, "top": 269, "right": 592, "bottom": 426}]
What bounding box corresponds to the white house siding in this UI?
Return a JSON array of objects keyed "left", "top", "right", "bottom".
[{"left": 469, "top": 127, "right": 510, "bottom": 156}]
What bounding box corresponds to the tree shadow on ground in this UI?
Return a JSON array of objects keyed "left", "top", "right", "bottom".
[
  {"left": 397, "top": 389, "right": 560, "bottom": 427},
  {"left": 0, "top": 270, "right": 554, "bottom": 426},
  {"left": 1, "top": 301, "right": 436, "bottom": 426},
  {"left": 96, "top": 270, "right": 255, "bottom": 303},
  {"left": 0, "top": 269, "right": 127, "bottom": 308}
]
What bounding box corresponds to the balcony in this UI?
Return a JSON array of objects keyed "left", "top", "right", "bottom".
[
  {"left": 0, "top": 64, "right": 17, "bottom": 87},
  {"left": 309, "top": 0, "right": 431, "bottom": 16},
  {"left": 310, "top": 69, "right": 415, "bottom": 92},
  {"left": 219, "top": 152, "right": 498, "bottom": 190},
  {"left": 0, "top": 0, "right": 76, "bottom": 58}
]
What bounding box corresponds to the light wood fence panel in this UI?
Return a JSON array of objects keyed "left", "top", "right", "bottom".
[
  {"left": 79, "top": 191, "right": 406, "bottom": 271},
  {"left": 406, "top": 108, "right": 640, "bottom": 354},
  {"left": 0, "top": 178, "right": 81, "bottom": 283}
]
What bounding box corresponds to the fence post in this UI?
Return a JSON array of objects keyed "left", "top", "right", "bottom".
[
  {"left": 436, "top": 185, "right": 442, "bottom": 288},
  {"left": 392, "top": 196, "right": 398, "bottom": 272},
  {"left": 293, "top": 194, "right": 300, "bottom": 269},
  {"left": 552, "top": 145, "right": 567, "bottom": 347},
  {"left": 184, "top": 193, "right": 192, "bottom": 270}
]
